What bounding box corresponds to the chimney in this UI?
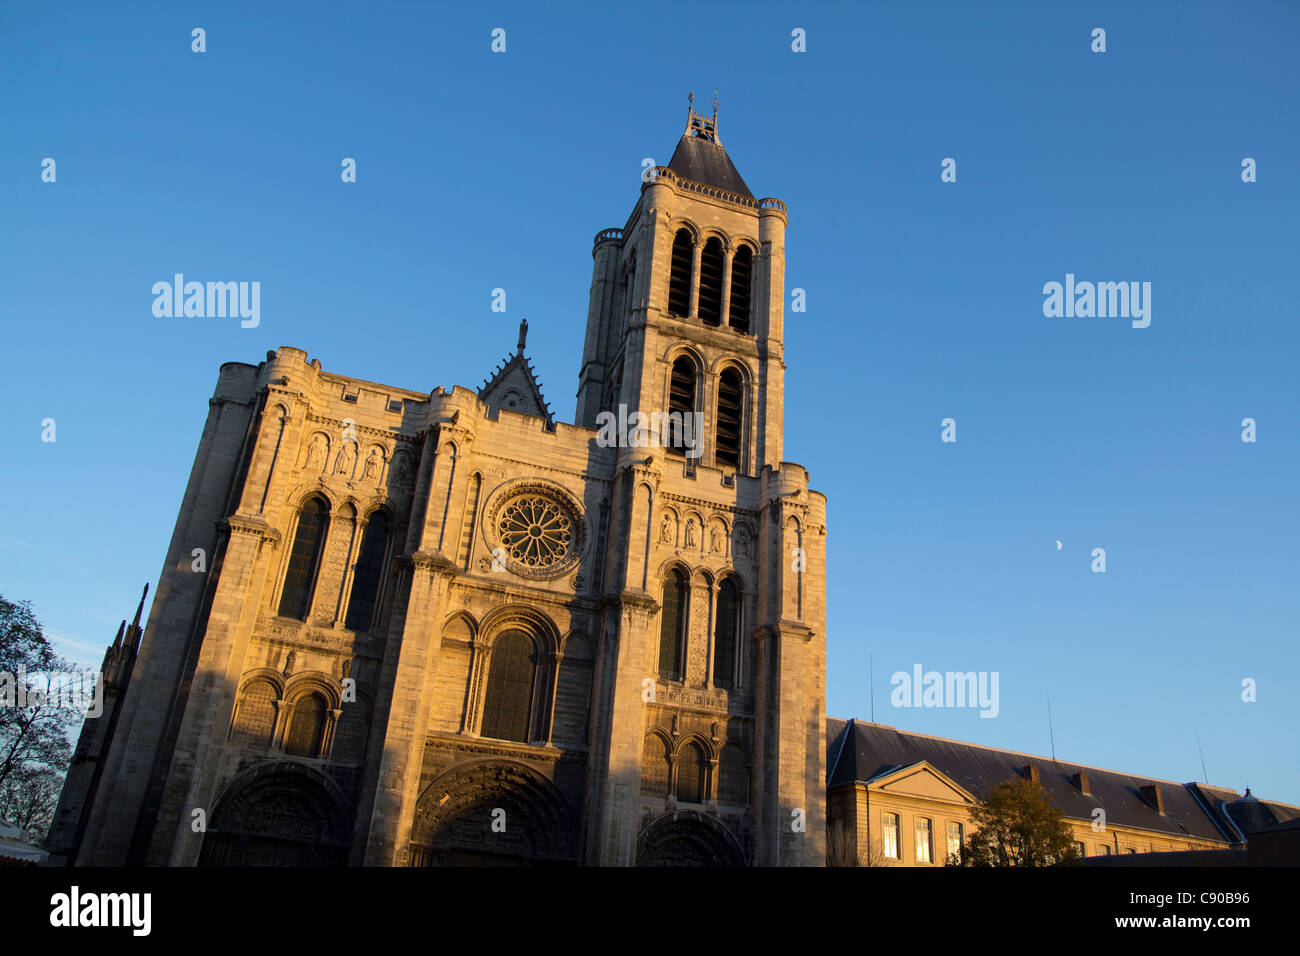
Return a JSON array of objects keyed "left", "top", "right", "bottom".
[
  {"left": 1140, "top": 784, "right": 1165, "bottom": 814},
  {"left": 1072, "top": 770, "right": 1090, "bottom": 795},
  {"left": 1023, "top": 764, "right": 1041, "bottom": 785}
]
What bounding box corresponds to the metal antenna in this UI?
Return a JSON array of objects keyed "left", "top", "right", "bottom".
[
  {"left": 1196, "top": 731, "right": 1209, "bottom": 785},
  {"left": 1047, "top": 694, "right": 1056, "bottom": 762},
  {"left": 869, "top": 653, "right": 875, "bottom": 723}
]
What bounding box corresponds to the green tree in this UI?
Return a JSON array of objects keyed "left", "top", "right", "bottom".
[
  {"left": 0, "top": 595, "right": 80, "bottom": 843},
  {"left": 959, "top": 776, "right": 1079, "bottom": 866}
]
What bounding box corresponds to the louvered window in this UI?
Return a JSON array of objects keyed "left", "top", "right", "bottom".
[
  {"left": 715, "top": 368, "right": 743, "bottom": 468},
  {"left": 668, "top": 230, "right": 693, "bottom": 317},
  {"left": 729, "top": 245, "right": 752, "bottom": 332},
  {"left": 698, "top": 238, "right": 724, "bottom": 325},
  {"left": 667, "top": 358, "right": 695, "bottom": 457}
]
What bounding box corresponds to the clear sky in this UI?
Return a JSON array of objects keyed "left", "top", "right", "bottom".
[{"left": 2, "top": 1, "right": 1297, "bottom": 804}]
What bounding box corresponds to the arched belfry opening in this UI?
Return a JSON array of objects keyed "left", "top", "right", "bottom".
[
  {"left": 698, "top": 238, "right": 725, "bottom": 325},
  {"left": 729, "top": 244, "right": 752, "bottom": 332},
  {"left": 668, "top": 229, "right": 693, "bottom": 318}
]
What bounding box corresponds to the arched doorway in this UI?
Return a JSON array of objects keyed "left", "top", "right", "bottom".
[
  {"left": 198, "top": 762, "right": 352, "bottom": 866},
  {"left": 637, "top": 810, "right": 747, "bottom": 867},
  {"left": 406, "top": 760, "right": 576, "bottom": 866}
]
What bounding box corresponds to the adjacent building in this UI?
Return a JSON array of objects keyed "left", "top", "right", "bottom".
[{"left": 826, "top": 719, "right": 1299, "bottom": 865}]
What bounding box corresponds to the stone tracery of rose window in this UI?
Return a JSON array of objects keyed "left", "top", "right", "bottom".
[{"left": 496, "top": 494, "right": 573, "bottom": 571}]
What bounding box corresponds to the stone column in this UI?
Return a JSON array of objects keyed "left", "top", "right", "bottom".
[
  {"left": 362, "top": 552, "right": 459, "bottom": 865},
  {"left": 688, "top": 240, "right": 703, "bottom": 319},
  {"left": 581, "top": 460, "right": 660, "bottom": 864},
  {"left": 150, "top": 514, "right": 283, "bottom": 865},
  {"left": 703, "top": 579, "right": 716, "bottom": 687},
  {"left": 720, "top": 248, "right": 734, "bottom": 328}
]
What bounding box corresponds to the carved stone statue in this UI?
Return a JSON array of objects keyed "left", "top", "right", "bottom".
[
  {"left": 660, "top": 513, "right": 674, "bottom": 544},
  {"left": 710, "top": 526, "right": 724, "bottom": 553},
  {"left": 684, "top": 518, "right": 697, "bottom": 549},
  {"left": 283, "top": 650, "right": 296, "bottom": 677},
  {"left": 362, "top": 449, "right": 381, "bottom": 482},
  {"left": 305, "top": 434, "right": 326, "bottom": 470},
  {"left": 334, "top": 443, "right": 355, "bottom": 476}
]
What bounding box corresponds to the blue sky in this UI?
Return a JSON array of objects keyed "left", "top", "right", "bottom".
[{"left": 2, "top": 1, "right": 1297, "bottom": 803}]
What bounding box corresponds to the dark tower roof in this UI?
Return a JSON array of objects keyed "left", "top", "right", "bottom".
[{"left": 665, "top": 91, "right": 753, "bottom": 198}]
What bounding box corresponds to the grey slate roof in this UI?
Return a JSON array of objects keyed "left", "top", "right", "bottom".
[
  {"left": 827, "top": 719, "right": 1242, "bottom": 844},
  {"left": 1222, "top": 791, "right": 1300, "bottom": 835},
  {"left": 666, "top": 134, "right": 753, "bottom": 198}
]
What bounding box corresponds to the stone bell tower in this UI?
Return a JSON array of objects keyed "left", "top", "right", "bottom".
[{"left": 579, "top": 93, "right": 827, "bottom": 866}]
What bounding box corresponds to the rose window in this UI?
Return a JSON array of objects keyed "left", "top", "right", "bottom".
[{"left": 496, "top": 495, "right": 573, "bottom": 570}]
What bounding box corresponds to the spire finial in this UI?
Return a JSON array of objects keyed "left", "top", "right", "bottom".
[
  {"left": 131, "top": 583, "right": 149, "bottom": 630},
  {"left": 517, "top": 318, "right": 528, "bottom": 353},
  {"left": 684, "top": 89, "right": 720, "bottom": 145}
]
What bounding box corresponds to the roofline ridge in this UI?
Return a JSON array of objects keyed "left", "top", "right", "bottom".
[{"left": 854, "top": 720, "right": 1232, "bottom": 793}]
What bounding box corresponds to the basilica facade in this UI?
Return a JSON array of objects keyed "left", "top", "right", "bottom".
[{"left": 47, "top": 101, "right": 828, "bottom": 867}]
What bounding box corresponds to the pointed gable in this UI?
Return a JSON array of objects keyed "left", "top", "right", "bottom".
[
  {"left": 478, "top": 318, "right": 553, "bottom": 428},
  {"left": 869, "top": 762, "right": 977, "bottom": 804}
]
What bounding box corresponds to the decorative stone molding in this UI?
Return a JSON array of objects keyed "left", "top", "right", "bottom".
[
  {"left": 407, "top": 551, "right": 460, "bottom": 578},
  {"left": 482, "top": 480, "right": 586, "bottom": 580},
  {"left": 222, "top": 515, "right": 282, "bottom": 553}
]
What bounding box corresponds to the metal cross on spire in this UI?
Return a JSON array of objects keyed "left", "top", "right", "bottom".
[{"left": 684, "top": 89, "right": 721, "bottom": 144}]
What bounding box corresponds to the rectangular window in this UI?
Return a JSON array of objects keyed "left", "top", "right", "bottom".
[
  {"left": 1075, "top": 841, "right": 1087, "bottom": 858},
  {"left": 1099, "top": 845, "right": 1112, "bottom": 856},
  {"left": 915, "top": 817, "right": 932, "bottom": 863},
  {"left": 882, "top": 812, "right": 899, "bottom": 859},
  {"left": 946, "top": 821, "right": 963, "bottom": 863}
]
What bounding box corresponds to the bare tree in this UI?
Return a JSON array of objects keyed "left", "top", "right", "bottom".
[
  {"left": 0, "top": 595, "right": 83, "bottom": 843},
  {"left": 827, "top": 820, "right": 890, "bottom": 867},
  {"left": 826, "top": 821, "right": 860, "bottom": 866},
  {"left": 0, "top": 765, "right": 63, "bottom": 839}
]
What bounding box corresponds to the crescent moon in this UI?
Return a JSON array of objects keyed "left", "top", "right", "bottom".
[{"left": 1056, "top": 540, "right": 1062, "bottom": 551}]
